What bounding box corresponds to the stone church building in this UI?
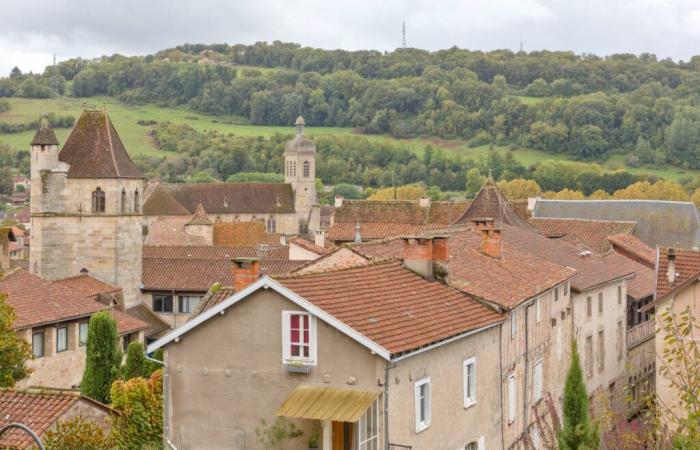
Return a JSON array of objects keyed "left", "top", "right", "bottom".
[{"left": 30, "top": 112, "right": 320, "bottom": 306}]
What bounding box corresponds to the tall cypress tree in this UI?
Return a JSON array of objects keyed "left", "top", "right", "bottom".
[
  {"left": 80, "top": 311, "right": 120, "bottom": 403},
  {"left": 558, "top": 340, "right": 599, "bottom": 450},
  {"left": 123, "top": 341, "right": 146, "bottom": 380}
]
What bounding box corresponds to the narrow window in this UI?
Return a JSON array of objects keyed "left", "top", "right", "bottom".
[
  {"left": 282, "top": 311, "right": 317, "bottom": 364},
  {"left": 535, "top": 297, "right": 541, "bottom": 323},
  {"left": 564, "top": 282, "right": 569, "bottom": 296},
  {"left": 511, "top": 309, "right": 517, "bottom": 339},
  {"left": 463, "top": 357, "right": 477, "bottom": 407},
  {"left": 598, "top": 292, "right": 603, "bottom": 315},
  {"left": 92, "top": 187, "right": 105, "bottom": 213},
  {"left": 617, "top": 321, "right": 624, "bottom": 361},
  {"left": 586, "top": 296, "right": 592, "bottom": 319},
  {"left": 267, "top": 216, "right": 276, "bottom": 233},
  {"left": 32, "top": 332, "right": 44, "bottom": 358},
  {"left": 303, "top": 160, "right": 310, "bottom": 178},
  {"left": 358, "top": 398, "right": 379, "bottom": 450},
  {"left": 554, "top": 286, "right": 559, "bottom": 302},
  {"left": 79, "top": 322, "right": 89, "bottom": 346},
  {"left": 120, "top": 188, "right": 126, "bottom": 214},
  {"left": 617, "top": 285, "right": 622, "bottom": 305},
  {"left": 533, "top": 359, "right": 543, "bottom": 401},
  {"left": 585, "top": 335, "right": 593, "bottom": 378},
  {"left": 56, "top": 326, "right": 68, "bottom": 352},
  {"left": 122, "top": 334, "right": 131, "bottom": 352},
  {"left": 178, "top": 295, "right": 201, "bottom": 314},
  {"left": 134, "top": 189, "right": 140, "bottom": 213},
  {"left": 598, "top": 330, "right": 605, "bottom": 373},
  {"left": 507, "top": 374, "right": 516, "bottom": 424},
  {"left": 153, "top": 294, "right": 174, "bottom": 313},
  {"left": 414, "top": 377, "right": 431, "bottom": 432}
]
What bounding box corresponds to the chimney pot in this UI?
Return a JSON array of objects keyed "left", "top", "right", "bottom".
[
  {"left": 314, "top": 230, "right": 326, "bottom": 249},
  {"left": 233, "top": 258, "right": 260, "bottom": 292},
  {"left": 335, "top": 195, "right": 344, "bottom": 208}
]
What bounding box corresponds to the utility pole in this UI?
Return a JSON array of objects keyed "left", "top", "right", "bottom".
[{"left": 402, "top": 21, "right": 406, "bottom": 48}]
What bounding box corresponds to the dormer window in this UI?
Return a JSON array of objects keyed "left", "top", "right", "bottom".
[
  {"left": 92, "top": 187, "right": 105, "bottom": 213},
  {"left": 282, "top": 311, "right": 317, "bottom": 365}
]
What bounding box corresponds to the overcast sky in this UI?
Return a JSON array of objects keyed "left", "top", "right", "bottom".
[{"left": 2, "top": 0, "right": 700, "bottom": 76}]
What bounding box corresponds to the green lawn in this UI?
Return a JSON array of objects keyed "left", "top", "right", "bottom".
[{"left": 2, "top": 96, "right": 698, "bottom": 181}]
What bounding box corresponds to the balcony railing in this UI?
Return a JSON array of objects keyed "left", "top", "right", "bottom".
[{"left": 627, "top": 320, "right": 655, "bottom": 349}]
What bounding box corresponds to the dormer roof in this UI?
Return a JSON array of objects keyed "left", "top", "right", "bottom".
[{"left": 58, "top": 110, "right": 144, "bottom": 179}]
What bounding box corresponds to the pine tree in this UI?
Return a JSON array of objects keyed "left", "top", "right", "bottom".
[
  {"left": 558, "top": 340, "right": 599, "bottom": 450},
  {"left": 123, "top": 341, "right": 146, "bottom": 380},
  {"left": 80, "top": 311, "right": 120, "bottom": 403}
]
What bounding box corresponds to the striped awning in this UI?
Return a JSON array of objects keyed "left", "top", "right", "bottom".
[{"left": 276, "top": 384, "right": 381, "bottom": 422}]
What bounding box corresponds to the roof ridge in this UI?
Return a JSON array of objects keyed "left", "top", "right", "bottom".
[
  {"left": 276, "top": 257, "right": 400, "bottom": 279},
  {"left": 104, "top": 110, "right": 120, "bottom": 177},
  {"left": 531, "top": 217, "right": 637, "bottom": 225}
]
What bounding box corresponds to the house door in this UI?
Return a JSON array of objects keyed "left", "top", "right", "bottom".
[{"left": 332, "top": 421, "right": 355, "bottom": 450}]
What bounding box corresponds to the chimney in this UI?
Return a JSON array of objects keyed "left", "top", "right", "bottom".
[
  {"left": 279, "top": 234, "right": 287, "bottom": 246},
  {"left": 233, "top": 258, "right": 260, "bottom": 292},
  {"left": 480, "top": 226, "right": 502, "bottom": 259},
  {"left": 403, "top": 237, "right": 434, "bottom": 280},
  {"left": 667, "top": 248, "right": 677, "bottom": 284},
  {"left": 419, "top": 196, "right": 431, "bottom": 208},
  {"left": 335, "top": 195, "right": 344, "bottom": 208},
  {"left": 472, "top": 217, "right": 495, "bottom": 231},
  {"left": 315, "top": 230, "right": 326, "bottom": 248}
]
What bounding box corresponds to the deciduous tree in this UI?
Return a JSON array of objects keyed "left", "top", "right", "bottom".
[{"left": 0, "top": 294, "right": 32, "bottom": 387}]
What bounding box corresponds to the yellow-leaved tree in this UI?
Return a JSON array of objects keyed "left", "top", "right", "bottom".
[
  {"left": 367, "top": 184, "right": 426, "bottom": 200},
  {"left": 496, "top": 179, "right": 541, "bottom": 200}
]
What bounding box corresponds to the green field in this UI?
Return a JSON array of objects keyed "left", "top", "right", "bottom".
[{"left": 0, "top": 96, "right": 697, "bottom": 181}]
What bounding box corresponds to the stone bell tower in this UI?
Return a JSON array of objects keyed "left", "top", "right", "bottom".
[{"left": 284, "top": 116, "right": 318, "bottom": 232}]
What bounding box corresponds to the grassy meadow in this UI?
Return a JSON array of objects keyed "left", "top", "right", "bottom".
[{"left": 1, "top": 96, "right": 697, "bottom": 181}]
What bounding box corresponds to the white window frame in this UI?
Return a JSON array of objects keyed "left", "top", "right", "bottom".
[
  {"left": 463, "top": 357, "right": 477, "bottom": 408},
  {"left": 507, "top": 374, "right": 516, "bottom": 424},
  {"left": 414, "top": 376, "right": 431, "bottom": 433},
  {"left": 465, "top": 438, "right": 485, "bottom": 450},
  {"left": 282, "top": 311, "right": 317, "bottom": 365},
  {"left": 358, "top": 397, "right": 379, "bottom": 450},
  {"left": 535, "top": 297, "right": 541, "bottom": 323},
  {"left": 79, "top": 322, "right": 89, "bottom": 346},
  {"left": 178, "top": 295, "right": 201, "bottom": 314},
  {"left": 56, "top": 326, "right": 68, "bottom": 353},
  {"left": 533, "top": 359, "right": 543, "bottom": 402}
]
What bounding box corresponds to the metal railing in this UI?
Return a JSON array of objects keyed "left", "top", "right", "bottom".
[
  {"left": 0, "top": 423, "right": 45, "bottom": 450},
  {"left": 627, "top": 320, "right": 655, "bottom": 349}
]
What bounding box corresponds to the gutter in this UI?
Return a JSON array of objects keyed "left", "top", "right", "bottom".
[{"left": 145, "top": 353, "right": 178, "bottom": 450}]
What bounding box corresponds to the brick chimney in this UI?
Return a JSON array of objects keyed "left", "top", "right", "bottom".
[
  {"left": 402, "top": 235, "right": 450, "bottom": 280},
  {"left": 481, "top": 227, "right": 502, "bottom": 258},
  {"left": 233, "top": 258, "right": 260, "bottom": 292}
]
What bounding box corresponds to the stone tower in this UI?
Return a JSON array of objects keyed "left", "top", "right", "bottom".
[
  {"left": 29, "top": 110, "right": 146, "bottom": 306},
  {"left": 284, "top": 116, "right": 318, "bottom": 233}
]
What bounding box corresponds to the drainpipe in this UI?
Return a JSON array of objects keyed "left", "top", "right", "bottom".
[
  {"left": 499, "top": 319, "right": 505, "bottom": 449},
  {"left": 145, "top": 353, "right": 178, "bottom": 450},
  {"left": 384, "top": 361, "right": 392, "bottom": 450},
  {"left": 522, "top": 301, "right": 532, "bottom": 439}
]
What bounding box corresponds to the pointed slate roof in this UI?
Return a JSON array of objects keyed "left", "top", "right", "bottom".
[
  {"left": 187, "top": 203, "right": 212, "bottom": 225},
  {"left": 456, "top": 177, "right": 533, "bottom": 228},
  {"left": 58, "top": 109, "right": 144, "bottom": 179},
  {"left": 30, "top": 116, "right": 59, "bottom": 146}
]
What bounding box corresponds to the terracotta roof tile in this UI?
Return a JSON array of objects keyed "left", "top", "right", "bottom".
[
  {"left": 455, "top": 178, "right": 533, "bottom": 228},
  {"left": 529, "top": 218, "right": 636, "bottom": 254},
  {"left": 213, "top": 222, "right": 280, "bottom": 246},
  {"left": 145, "top": 216, "right": 207, "bottom": 246},
  {"left": 126, "top": 303, "right": 171, "bottom": 338},
  {"left": 142, "top": 185, "right": 191, "bottom": 216},
  {"left": 53, "top": 274, "right": 122, "bottom": 300},
  {"left": 0, "top": 389, "right": 79, "bottom": 449},
  {"left": 58, "top": 110, "right": 143, "bottom": 179},
  {"left": 110, "top": 309, "right": 149, "bottom": 335},
  {"left": 608, "top": 234, "right": 656, "bottom": 269},
  {"left": 656, "top": 247, "right": 700, "bottom": 300},
  {"left": 289, "top": 237, "right": 329, "bottom": 255},
  {"left": 328, "top": 222, "right": 427, "bottom": 242},
  {"left": 187, "top": 203, "right": 212, "bottom": 225},
  {"left": 164, "top": 183, "right": 295, "bottom": 214},
  {"left": 274, "top": 260, "right": 503, "bottom": 355}
]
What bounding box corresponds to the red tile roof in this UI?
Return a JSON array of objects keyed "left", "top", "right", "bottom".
[
  {"left": 529, "top": 218, "right": 636, "bottom": 254},
  {"left": 274, "top": 260, "right": 503, "bottom": 355},
  {"left": 111, "top": 309, "right": 149, "bottom": 335},
  {"left": 289, "top": 237, "right": 330, "bottom": 255},
  {"left": 142, "top": 185, "right": 191, "bottom": 216},
  {"left": 455, "top": 178, "right": 533, "bottom": 228},
  {"left": 142, "top": 245, "right": 303, "bottom": 292},
  {"left": 0, "top": 269, "right": 146, "bottom": 333},
  {"left": 608, "top": 234, "right": 655, "bottom": 269},
  {"left": 328, "top": 222, "right": 427, "bottom": 242},
  {"left": 59, "top": 110, "right": 144, "bottom": 179},
  {"left": 0, "top": 389, "right": 112, "bottom": 449},
  {"left": 145, "top": 216, "right": 208, "bottom": 246},
  {"left": 213, "top": 222, "right": 280, "bottom": 246},
  {"left": 162, "top": 182, "right": 295, "bottom": 214},
  {"left": 187, "top": 203, "right": 212, "bottom": 225},
  {"left": 656, "top": 247, "right": 700, "bottom": 300}
]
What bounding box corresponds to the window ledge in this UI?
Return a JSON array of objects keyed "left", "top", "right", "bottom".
[
  {"left": 415, "top": 423, "right": 430, "bottom": 434},
  {"left": 284, "top": 362, "right": 315, "bottom": 373},
  {"left": 464, "top": 400, "right": 477, "bottom": 410}
]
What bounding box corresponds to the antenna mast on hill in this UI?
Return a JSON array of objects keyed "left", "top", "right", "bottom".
[
  {"left": 519, "top": 41, "right": 524, "bottom": 53},
  {"left": 402, "top": 22, "right": 407, "bottom": 48},
  {"left": 52, "top": 53, "right": 60, "bottom": 97}
]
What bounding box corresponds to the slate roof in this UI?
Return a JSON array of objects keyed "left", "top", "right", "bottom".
[
  {"left": 656, "top": 247, "right": 700, "bottom": 300},
  {"left": 142, "top": 245, "right": 303, "bottom": 292},
  {"left": 0, "top": 269, "right": 147, "bottom": 333},
  {"left": 142, "top": 185, "right": 191, "bottom": 216},
  {"left": 58, "top": 110, "right": 144, "bottom": 179},
  {"left": 608, "top": 234, "right": 656, "bottom": 269},
  {"left": 0, "top": 389, "right": 113, "bottom": 450},
  {"left": 532, "top": 199, "right": 700, "bottom": 248},
  {"left": 528, "top": 218, "right": 636, "bottom": 254},
  {"left": 162, "top": 183, "right": 295, "bottom": 214},
  {"left": 274, "top": 260, "right": 504, "bottom": 355},
  {"left": 455, "top": 177, "right": 533, "bottom": 228},
  {"left": 30, "top": 117, "right": 59, "bottom": 146}
]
